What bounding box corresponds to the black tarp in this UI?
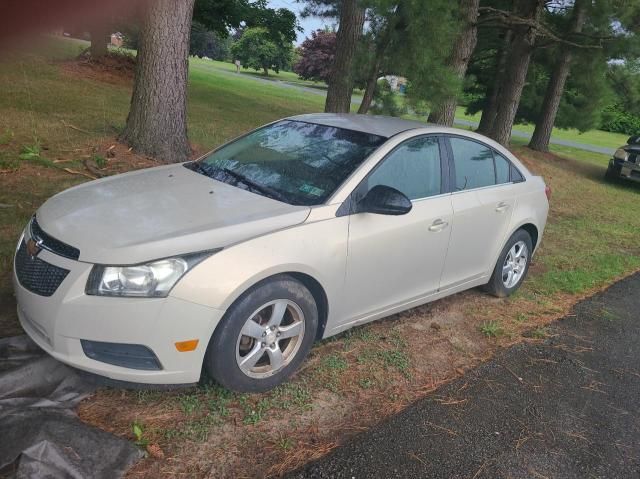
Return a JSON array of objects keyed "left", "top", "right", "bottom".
[{"left": 0, "top": 336, "right": 142, "bottom": 478}]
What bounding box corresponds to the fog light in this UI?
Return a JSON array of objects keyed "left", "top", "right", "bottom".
[{"left": 175, "top": 339, "right": 199, "bottom": 352}]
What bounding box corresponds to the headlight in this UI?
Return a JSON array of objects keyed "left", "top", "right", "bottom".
[
  {"left": 614, "top": 148, "right": 628, "bottom": 161},
  {"left": 86, "top": 251, "right": 218, "bottom": 298}
]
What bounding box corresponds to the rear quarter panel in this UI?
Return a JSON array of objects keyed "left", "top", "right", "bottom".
[{"left": 507, "top": 176, "right": 549, "bottom": 255}]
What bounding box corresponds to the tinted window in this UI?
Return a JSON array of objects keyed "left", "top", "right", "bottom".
[
  {"left": 367, "top": 136, "right": 441, "bottom": 200},
  {"left": 495, "top": 152, "right": 511, "bottom": 184},
  {"left": 189, "top": 120, "right": 386, "bottom": 205},
  {"left": 510, "top": 164, "right": 524, "bottom": 182},
  {"left": 450, "top": 138, "right": 495, "bottom": 190}
]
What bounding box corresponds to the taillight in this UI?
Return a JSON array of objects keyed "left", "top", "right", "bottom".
[{"left": 545, "top": 185, "right": 551, "bottom": 201}]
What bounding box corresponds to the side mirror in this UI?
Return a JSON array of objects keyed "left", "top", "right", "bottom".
[{"left": 357, "top": 185, "right": 412, "bottom": 216}]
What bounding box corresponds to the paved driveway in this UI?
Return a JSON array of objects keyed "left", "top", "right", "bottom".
[{"left": 290, "top": 273, "right": 640, "bottom": 478}]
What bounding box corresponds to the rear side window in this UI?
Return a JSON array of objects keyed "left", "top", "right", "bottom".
[
  {"left": 366, "top": 136, "right": 441, "bottom": 200},
  {"left": 510, "top": 163, "right": 524, "bottom": 182},
  {"left": 495, "top": 152, "right": 511, "bottom": 184},
  {"left": 450, "top": 138, "right": 495, "bottom": 190}
]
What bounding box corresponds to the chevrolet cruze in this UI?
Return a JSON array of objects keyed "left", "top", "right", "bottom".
[{"left": 13, "top": 114, "right": 549, "bottom": 392}]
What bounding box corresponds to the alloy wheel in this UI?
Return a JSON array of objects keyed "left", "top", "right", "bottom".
[
  {"left": 235, "top": 299, "right": 305, "bottom": 378},
  {"left": 502, "top": 240, "right": 528, "bottom": 289}
]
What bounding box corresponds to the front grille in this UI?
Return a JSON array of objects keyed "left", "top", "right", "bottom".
[
  {"left": 15, "top": 240, "right": 70, "bottom": 296},
  {"left": 628, "top": 153, "right": 638, "bottom": 165},
  {"left": 31, "top": 217, "right": 80, "bottom": 260}
]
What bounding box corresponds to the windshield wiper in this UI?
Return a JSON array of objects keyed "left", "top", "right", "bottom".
[
  {"left": 187, "top": 161, "right": 212, "bottom": 176},
  {"left": 221, "top": 168, "right": 288, "bottom": 203}
]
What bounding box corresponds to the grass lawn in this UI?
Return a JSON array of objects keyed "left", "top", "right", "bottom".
[
  {"left": 454, "top": 106, "right": 629, "bottom": 150},
  {"left": 1, "top": 36, "right": 640, "bottom": 478}
]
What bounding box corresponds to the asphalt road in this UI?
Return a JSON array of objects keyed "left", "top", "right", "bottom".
[
  {"left": 202, "top": 63, "right": 616, "bottom": 156},
  {"left": 289, "top": 273, "right": 640, "bottom": 479}
]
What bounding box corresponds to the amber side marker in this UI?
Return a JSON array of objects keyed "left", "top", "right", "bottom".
[{"left": 175, "top": 339, "right": 199, "bottom": 352}]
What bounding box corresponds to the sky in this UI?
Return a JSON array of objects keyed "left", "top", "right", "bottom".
[{"left": 267, "top": 0, "right": 331, "bottom": 44}]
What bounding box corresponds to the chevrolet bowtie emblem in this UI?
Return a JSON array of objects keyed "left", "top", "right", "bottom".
[{"left": 26, "top": 238, "right": 42, "bottom": 259}]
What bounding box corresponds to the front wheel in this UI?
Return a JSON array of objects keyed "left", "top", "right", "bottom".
[
  {"left": 484, "top": 230, "right": 533, "bottom": 298},
  {"left": 203, "top": 275, "right": 318, "bottom": 393},
  {"left": 604, "top": 165, "right": 620, "bottom": 182}
]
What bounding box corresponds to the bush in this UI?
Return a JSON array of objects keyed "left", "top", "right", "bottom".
[
  {"left": 600, "top": 104, "right": 640, "bottom": 136},
  {"left": 370, "top": 79, "right": 407, "bottom": 117}
]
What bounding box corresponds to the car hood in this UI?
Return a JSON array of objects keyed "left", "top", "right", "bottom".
[
  {"left": 36, "top": 164, "right": 311, "bottom": 264},
  {"left": 625, "top": 144, "right": 640, "bottom": 153}
]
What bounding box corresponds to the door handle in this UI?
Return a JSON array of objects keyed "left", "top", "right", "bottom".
[
  {"left": 495, "top": 202, "right": 510, "bottom": 212},
  {"left": 428, "top": 219, "right": 449, "bottom": 232}
]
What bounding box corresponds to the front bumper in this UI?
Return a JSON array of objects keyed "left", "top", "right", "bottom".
[
  {"left": 13, "top": 238, "right": 225, "bottom": 385},
  {"left": 608, "top": 158, "right": 640, "bottom": 183}
]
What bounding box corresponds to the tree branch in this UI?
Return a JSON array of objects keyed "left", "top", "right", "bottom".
[{"left": 478, "top": 6, "right": 603, "bottom": 49}]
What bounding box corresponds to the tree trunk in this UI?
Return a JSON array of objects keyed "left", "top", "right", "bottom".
[
  {"left": 487, "top": 0, "right": 545, "bottom": 146},
  {"left": 90, "top": 23, "right": 110, "bottom": 58},
  {"left": 325, "top": 0, "right": 365, "bottom": 113},
  {"left": 357, "top": 52, "right": 383, "bottom": 114},
  {"left": 528, "top": 0, "right": 588, "bottom": 151},
  {"left": 477, "top": 29, "right": 513, "bottom": 134},
  {"left": 427, "top": 0, "right": 480, "bottom": 126},
  {"left": 119, "top": 0, "right": 195, "bottom": 163},
  {"left": 263, "top": 66, "right": 269, "bottom": 76}
]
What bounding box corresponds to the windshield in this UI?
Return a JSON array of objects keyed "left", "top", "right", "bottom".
[{"left": 186, "top": 120, "right": 386, "bottom": 205}]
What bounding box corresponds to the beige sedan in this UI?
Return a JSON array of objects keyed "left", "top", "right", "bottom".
[{"left": 14, "top": 114, "right": 549, "bottom": 392}]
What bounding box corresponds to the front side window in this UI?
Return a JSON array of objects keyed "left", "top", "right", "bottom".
[
  {"left": 366, "top": 136, "right": 442, "bottom": 200},
  {"left": 187, "top": 120, "right": 386, "bottom": 205},
  {"left": 450, "top": 138, "right": 496, "bottom": 191}
]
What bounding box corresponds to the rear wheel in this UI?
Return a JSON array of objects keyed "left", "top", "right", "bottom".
[
  {"left": 484, "top": 230, "right": 533, "bottom": 298},
  {"left": 203, "top": 275, "right": 318, "bottom": 392}
]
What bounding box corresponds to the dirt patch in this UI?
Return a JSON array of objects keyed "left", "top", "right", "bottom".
[{"left": 59, "top": 51, "right": 136, "bottom": 86}]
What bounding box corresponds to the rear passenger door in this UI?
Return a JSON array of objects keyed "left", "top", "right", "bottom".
[{"left": 439, "top": 136, "right": 521, "bottom": 290}]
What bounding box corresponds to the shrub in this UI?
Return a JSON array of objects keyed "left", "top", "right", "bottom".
[{"left": 600, "top": 104, "right": 640, "bottom": 136}]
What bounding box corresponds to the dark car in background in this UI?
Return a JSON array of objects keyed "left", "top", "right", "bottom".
[{"left": 606, "top": 135, "right": 640, "bottom": 183}]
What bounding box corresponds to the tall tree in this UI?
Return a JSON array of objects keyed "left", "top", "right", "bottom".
[
  {"left": 354, "top": 0, "right": 458, "bottom": 116},
  {"left": 119, "top": 0, "right": 195, "bottom": 163},
  {"left": 190, "top": 21, "right": 232, "bottom": 60},
  {"left": 486, "top": 0, "right": 545, "bottom": 146},
  {"left": 427, "top": 0, "right": 480, "bottom": 126},
  {"left": 293, "top": 29, "right": 336, "bottom": 83},
  {"left": 475, "top": 29, "right": 513, "bottom": 134},
  {"left": 528, "top": 0, "right": 588, "bottom": 151},
  {"left": 231, "top": 27, "right": 294, "bottom": 76},
  {"left": 355, "top": 3, "right": 396, "bottom": 115},
  {"left": 89, "top": 22, "right": 110, "bottom": 58},
  {"left": 325, "top": 0, "right": 366, "bottom": 113}
]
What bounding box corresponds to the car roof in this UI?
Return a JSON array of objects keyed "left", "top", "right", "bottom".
[
  {"left": 284, "top": 113, "right": 532, "bottom": 179},
  {"left": 286, "top": 113, "right": 431, "bottom": 138}
]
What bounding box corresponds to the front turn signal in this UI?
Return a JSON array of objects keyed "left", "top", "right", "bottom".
[{"left": 175, "top": 339, "right": 199, "bottom": 352}]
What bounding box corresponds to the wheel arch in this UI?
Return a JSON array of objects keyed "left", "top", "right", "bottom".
[
  {"left": 490, "top": 221, "right": 540, "bottom": 280},
  {"left": 518, "top": 223, "right": 539, "bottom": 250},
  {"left": 286, "top": 272, "right": 329, "bottom": 340},
  {"left": 212, "top": 270, "right": 330, "bottom": 342}
]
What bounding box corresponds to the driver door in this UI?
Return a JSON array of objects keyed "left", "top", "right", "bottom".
[{"left": 340, "top": 135, "right": 453, "bottom": 325}]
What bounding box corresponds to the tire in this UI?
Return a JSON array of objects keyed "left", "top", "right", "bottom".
[
  {"left": 605, "top": 166, "right": 618, "bottom": 182},
  {"left": 484, "top": 229, "right": 533, "bottom": 298},
  {"left": 203, "top": 275, "right": 318, "bottom": 393}
]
